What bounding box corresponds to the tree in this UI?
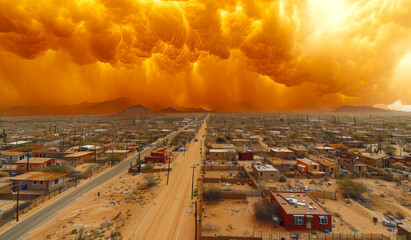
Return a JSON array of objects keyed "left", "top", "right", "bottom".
[
  {"left": 203, "top": 188, "right": 222, "bottom": 202},
  {"left": 43, "top": 165, "right": 74, "bottom": 174},
  {"left": 141, "top": 174, "right": 159, "bottom": 189},
  {"left": 385, "top": 146, "right": 396, "bottom": 156},
  {"left": 392, "top": 162, "right": 405, "bottom": 170},
  {"left": 143, "top": 161, "right": 154, "bottom": 171},
  {"left": 1, "top": 129, "right": 7, "bottom": 146},
  {"left": 253, "top": 199, "right": 278, "bottom": 221},
  {"left": 337, "top": 179, "right": 367, "bottom": 199}
]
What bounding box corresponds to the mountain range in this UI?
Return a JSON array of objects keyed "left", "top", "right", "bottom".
[{"left": 0, "top": 99, "right": 405, "bottom": 117}]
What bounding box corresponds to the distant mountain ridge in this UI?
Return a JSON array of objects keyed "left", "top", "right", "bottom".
[
  {"left": 109, "top": 105, "right": 154, "bottom": 118},
  {"left": 333, "top": 105, "right": 398, "bottom": 113},
  {"left": 1, "top": 98, "right": 132, "bottom": 117}
]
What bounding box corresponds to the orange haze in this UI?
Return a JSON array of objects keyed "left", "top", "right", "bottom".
[{"left": 1, "top": 0, "right": 411, "bottom": 112}]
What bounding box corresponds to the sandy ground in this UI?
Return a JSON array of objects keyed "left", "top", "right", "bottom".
[
  {"left": 25, "top": 171, "right": 167, "bottom": 239},
  {"left": 23, "top": 119, "right": 207, "bottom": 240}
]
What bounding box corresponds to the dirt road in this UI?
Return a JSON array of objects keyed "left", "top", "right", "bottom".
[{"left": 129, "top": 120, "right": 206, "bottom": 240}]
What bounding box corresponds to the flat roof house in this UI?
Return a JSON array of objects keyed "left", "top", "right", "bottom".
[
  {"left": 270, "top": 148, "right": 295, "bottom": 159},
  {"left": 252, "top": 163, "right": 280, "bottom": 182},
  {"left": 208, "top": 149, "right": 236, "bottom": 162},
  {"left": 297, "top": 158, "right": 320, "bottom": 173},
  {"left": 12, "top": 172, "right": 67, "bottom": 193},
  {"left": 310, "top": 157, "right": 338, "bottom": 174},
  {"left": 271, "top": 191, "right": 332, "bottom": 231},
  {"left": 0, "top": 151, "right": 27, "bottom": 164},
  {"left": 14, "top": 158, "right": 59, "bottom": 172},
  {"left": 64, "top": 151, "right": 94, "bottom": 162}
]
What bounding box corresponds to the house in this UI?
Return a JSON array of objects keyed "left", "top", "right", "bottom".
[
  {"left": 326, "top": 144, "right": 349, "bottom": 153},
  {"left": 144, "top": 148, "right": 168, "bottom": 164},
  {"left": 346, "top": 152, "right": 387, "bottom": 167},
  {"left": 208, "top": 149, "right": 236, "bottom": 162},
  {"left": 252, "top": 163, "right": 280, "bottom": 182},
  {"left": 14, "top": 158, "right": 59, "bottom": 172},
  {"left": 340, "top": 155, "right": 368, "bottom": 173},
  {"left": 315, "top": 146, "right": 336, "bottom": 154},
  {"left": 12, "top": 172, "right": 67, "bottom": 193},
  {"left": 0, "top": 151, "right": 27, "bottom": 164},
  {"left": 64, "top": 151, "right": 94, "bottom": 162},
  {"left": 270, "top": 148, "right": 295, "bottom": 159},
  {"left": 288, "top": 147, "right": 309, "bottom": 158},
  {"left": 271, "top": 191, "right": 332, "bottom": 231},
  {"left": 265, "top": 157, "right": 297, "bottom": 173},
  {"left": 310, "top": 157, "right": 338, "bottom": 174},
  {"left": 238, "top": 151, "right": 254, "bottom": 161},
  {"left": 296, "top": 158, "right": 320, "bottom": 173}
]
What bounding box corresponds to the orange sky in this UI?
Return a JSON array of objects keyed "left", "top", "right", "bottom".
[{"left": 0, "top": 0, "right": 411, "bottom": 112}]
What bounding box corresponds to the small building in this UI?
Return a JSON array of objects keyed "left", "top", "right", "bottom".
[
  {"left": 270, "top": 148, "right": 295, "bottom": 159},
  {"left": 310, "top": 157, "right": 338, "bottom": 174},
  {"left": 271, "top": 191, "right": 332, "bottom": 231},
  {"left": 346, "top": 152, "right": 387, "bottom": 167},
  {"left": 296, "top": 158, "right": 320, "bottom": 173},
  {"left": 208, "top": 149, "right": 236, "bottom": 162},
  {"left": 238, "top": 151, "right": 254, "bottom": 161},
  {"left": 315, "top": 146, "right": 336, "bottom": 154},
  {"left": 14, "top": 158, "right": 59, "bottom": 172},
  {"left": 252, "top": 163, "right": 280, "bottom": 182},
  {"left": 265, "top": 157, "right": 297, "bottom": 173},
  {"left": 64, "top": 151, "right": 94, "bottom": 162},
  {"left": 326, "top": 144, "right": 349, "bottom": 153},
  {"left": 288, "top": 147, "right": 309, "bottom": 158},
  {"left": 0, "top": 151, "right": 27, "bottom": 164},
  {"left": 144, "top": 148, "right": 168, "bottom": 164},
  {"left": 340, "top": 156, "right": 368, "bottom": 173},
  {"left": 12, "top": 172, "right": 68, "bottom": 193}
]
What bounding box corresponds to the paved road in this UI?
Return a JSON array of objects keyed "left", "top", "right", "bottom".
[
  {"left": 0, "top": 131, "right": 180, "bottom": 240},
  {"left": 129, "top": 120, "right": 206, "bottom": 240}
]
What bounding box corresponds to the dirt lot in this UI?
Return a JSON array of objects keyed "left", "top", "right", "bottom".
[{"left": 25, "top": 171, "right": 167, "bottom": 240}]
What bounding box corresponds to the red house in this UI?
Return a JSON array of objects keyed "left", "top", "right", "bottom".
[
  {"left": 144, "top": 148, "right": 168, "bottom": 164},
  {"left": 271, "top": 191, "right": 332, "bottom": 231},
  {"left": 238, "top": 152, "right": 254, "bottom": 161}
]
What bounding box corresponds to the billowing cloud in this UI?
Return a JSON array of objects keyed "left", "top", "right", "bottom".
[{"left": 0, "top": 0, "right": 411, "bottom": 112}]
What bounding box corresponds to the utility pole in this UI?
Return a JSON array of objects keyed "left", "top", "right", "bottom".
[
  {"left": 138, "top": 149, "right": 141, "bottom": 173},
  {"left": 191, "top": 165, "right": 197, "bottom": 199},
  {"left": 26, "top": 154, "right": 30, "bottom": 172},
  {"left": 15, "top": 182, "right": 20, "bottom": 221},
  {"left": 194, "top": 200, "right": 198, "bottom": 240},
  {"left": 167, "top": 156, "right": 171, "bottom": 185}
]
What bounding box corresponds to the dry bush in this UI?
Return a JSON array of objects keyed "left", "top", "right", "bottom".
[
  {"left": 337, "top": 179, "right": 367, "bottom": 199},
  {"left": 253, "top": 199, "right": 278, "bottom": 222},
  {"left": 203, "top": 222, "right": 220, "bottom": 231},
  {"left": 203, "top": 188, "right": 221, "bottom": 202}
]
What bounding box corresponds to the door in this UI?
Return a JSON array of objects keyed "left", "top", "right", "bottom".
[{"left": 306, "top": 215, "right": 313, "bottom": 229}]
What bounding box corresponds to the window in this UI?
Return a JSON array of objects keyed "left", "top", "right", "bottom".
[
  {"left": 39, "top": 181, "right": 44, "bottom": 185},
  {"left": 54, "top": 179, "right": 59, "bottom": 184},
  {"left": 313, "top": 166, "right": 317, "bottom": 169},
  {"left": 319, "top": 216, "right": 328, "bottom": 225},
  {"left": 33, "top": 181, "right": 37, "bottom": 185},
  {"left": 293, "top": 215, "right": 304, "bottom": 225}
]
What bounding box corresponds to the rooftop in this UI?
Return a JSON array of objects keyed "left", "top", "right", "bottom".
[
  {"left": 0, "top": 151, "right": 25, "bottom": 156},
  {"left": 15, "top": 158, "right": 56, "bottom": 164},
  {"left": 64, "top": 151, "right": 93, "bottom": 158},
  {"left": 272, "top": 191, "right": 330, "bottom": 215},
  {"left": 12, "top": 172, "right": 67, "bottom": 182},
  {"left": 253, "top": 163, "right": 278, "bottom": 171},
  {"left": 297, "top": 158, "right": 320, "bottom": 166}
]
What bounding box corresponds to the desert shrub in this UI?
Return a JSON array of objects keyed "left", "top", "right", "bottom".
[
  {"left": 395, "top": 211, "right": 405, "bottom": 220},
  {"left": 336, "top": 179, "right": 367, "bottom": 199},
  {"left": 279, "top": 175, "right": 287, "bottom": 182},
  {"left": 203, "top": 222, "right": 220, "bottom": 231},
  {"left": 383, "top": 172, "right": 395, "bottom": 182},
  {"left": 141, "top": 174, "right": 159, "bottom": 189},
  {"left": 43, "top": 165, "right": 74, "bottom": 174},
  {"left": 368, "top": 166, "right": 386, "bottom": 176},
  {"left": 75, "top": 227, "right": 85, "bottom": 240},
  {"left": 143, "top": 162, "right": 154, "bottom": 171},
  {"left": 203, "top": 188, "right": 221, "bottom": 202},
  {"left": 392, "top": 162, "right": 405, "bottom": 171},
  {"left": 323, "top": 176, "right": 330, "bottom": 182},
  {"left": 110, "top": 231, "right": 122, "bottom": 239},
  {"left": 253, "top": 199, "right": 278, "bottom": 222},
  {"left": 236, "top": 171, "right": 247, "bottom": 179},
  {"left": 379, "top": 193, "right": 385, "bottom": 198}
]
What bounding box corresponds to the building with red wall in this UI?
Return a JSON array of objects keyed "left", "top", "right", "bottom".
[
  {"left": 238, "top": 152, "right": 254, "bottom": 161},
  {"left": 271, "top": 191, "right": 332, "bottom": 231},
  {"left": 144, "top": 148, "right": 168, "bottom": 164}
]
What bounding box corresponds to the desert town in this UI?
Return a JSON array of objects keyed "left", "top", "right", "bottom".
[{"left": 0, "top": 109, "right": 409, "bottom": 240}]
